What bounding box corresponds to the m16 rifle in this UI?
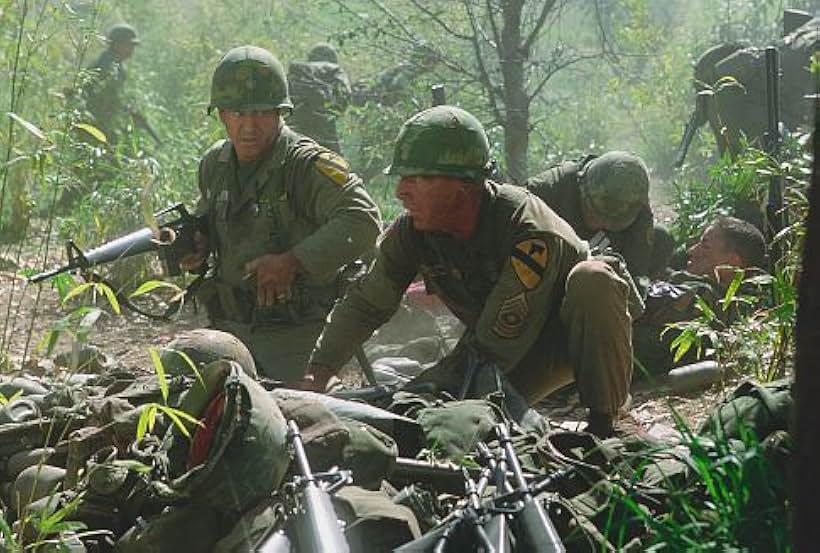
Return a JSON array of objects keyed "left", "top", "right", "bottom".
[
  {"left": 255, "top": 420, "right": 352, "bottom": 553},
  {"left": 495, "top": 423, "right": 565, "bottom": 553},
  {"left": 394, "top": 434, "right": 570, "bottom": 552},
  {"left": 29, "top": 203, "right": 203, "bottom": 284},
  {"left": 129, "top": 107, "right": 161, "bottom": 145},
  {"left": 674, "top": 91, "right": 709, "bottom": 168}
]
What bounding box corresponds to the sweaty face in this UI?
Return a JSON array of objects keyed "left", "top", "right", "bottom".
[
  {"left": 687, "top": 224, "right": 739, "bottom": 276},
  {"left": 395, "top": 175, "right": 468, "bottom": 232},
  {"left": 219, "top": 109, "right": 281, "bottom": 162}
]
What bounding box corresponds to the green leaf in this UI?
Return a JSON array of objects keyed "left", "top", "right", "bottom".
[
  {"left": 164, "top": 348, "right": 205, "bottom": 388},
  {"left": 7, "top": 111, "right": 46, "bottom": 140},
  {"left": 695, "top": 295, "right": 716, "bottom": 321},
  {"left": 62, "top": 282, "right": 96, "bottom": 305},
  {"left": 95, "top": 282, "right": 121, "bottom": 315},
  {"left": 73, "top": 122, "right": 107, "bottom": 143},
  {"left": 148, "top": 348, "right": 169, "bottom": 403},
  {"left": 721, "top": 269, "right": 744, "bottom": 310},
  {"left": 130, "top": 279, "right": 183, "bottom": 298},
  {"left": 157, "top": 404, "right": 204, "bottom": 439},
  {"left": 136, "top": 404, "right": 157, "bottom": 441}
]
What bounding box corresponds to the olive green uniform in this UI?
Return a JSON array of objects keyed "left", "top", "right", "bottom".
[
  {"left": 287, "top": 61, "right": 352, "bottom": 154},
  {"left": 83, "top": 49, "right": 128, "bottom": 141},
  {"left": 524, "top": 157, "right": 655, "bottom": 279},
  {"left": 311, "top": 182, "right": 634, "bottom": 413},
  {"left": 195, "top": 124, "right": 381, "bottom": 381},
  {"left": 633, "top": 269, "right": 765, "bottom": 373}
]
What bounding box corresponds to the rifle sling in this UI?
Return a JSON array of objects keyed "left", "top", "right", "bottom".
[{"left": 82, "top": 269, "right": 207, "bottom": 322}]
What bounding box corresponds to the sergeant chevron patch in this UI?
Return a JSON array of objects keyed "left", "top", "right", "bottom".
[
  {"left": 492, "top": 292, "right": 529, "bottom": 339},
  {"left": 510, "top": 238, "right": 549, "bottom": 289}
]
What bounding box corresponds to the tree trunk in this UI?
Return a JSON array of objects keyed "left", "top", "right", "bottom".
[
  {"left": 792, "top": 99, "right": 820, "bottom": 551},
  {"left": 499, "top": 0, "right": 529, "bottom": 184}
]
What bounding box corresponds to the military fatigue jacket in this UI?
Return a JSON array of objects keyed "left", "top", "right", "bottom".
[
  {"left": 524, "top": 157, "right": 654, "bottom": 279},
  {"left": 287, "top": 61, "right": 352, "bottom": 154},
  {"left": 310, "top": 182, "right": 589, "bottom": 371},
  {"left": 196, "top": 124, "right": 381, "bottom": 325},
  {"left": 634, "top": 268, "right": 768, "bottom": 372},
  {"left": 83, "top": 49, "right": 127, "bottom": 138}
]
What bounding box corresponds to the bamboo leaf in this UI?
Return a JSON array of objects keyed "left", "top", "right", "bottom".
[
  {"left": 130, "top": 280, "right": 182, "bottom": 298},
  {"left": 157, "top": 404, "right": 203, "bottom": 439},
  {"left": 62, "top": 282, "right": 96, "bottom": 305},
  {"left": 7, "top": 111, "right": 46, "bottom": 140},
  {"left": 95, "top": 282, "right": 121, "bottom": 315},
  {"left": 74, "top": 122, "right": 107, "bottom": 143},
  {"left": 164, "top": 348, "right": 205, "bottom": 388},
  {"left": 149, "top": 347, "right": 169, "bottom": 403}
]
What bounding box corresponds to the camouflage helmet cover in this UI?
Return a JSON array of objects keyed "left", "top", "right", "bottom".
[
  {"left": 107, "top": 23, "right": 140, "bottom": 45},
  {"left": 385, "top": 105, "right": 492, "bottom": 181},
  {"left": 579, "top": 151, "right": 650, "bottom": 232},
  {"left": 160, "top": 329, "right": 258, "bottom": 378},
  {"left": 307, "top": 42, "right": 339, "bottom": 64},
  {"left": 208, "top": 45, "right": 292, "bottom": 114}
]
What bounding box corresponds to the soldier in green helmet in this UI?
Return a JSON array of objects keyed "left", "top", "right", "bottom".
[
  {"left": 302, "top": 105, "right": 641, "bottom": 438},
  {"left": 287, "top": 42, "right": 352, "bottom": 154},
  {"left": 179, "top": 45, "right": 381, "bottom": 383},
  {"left": 525, "top": 151, "right": 672, "bottom": 281},
  {"left": 81, "top": 23, "right": 141, "bottom": 142}
]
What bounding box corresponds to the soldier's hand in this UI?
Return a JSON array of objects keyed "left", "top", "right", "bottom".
[
  {"left": 179, "top": 231, "right": 209, "bottom": 272},
  {"left": 245, "top": 251, "right": 303, "bottom": 306}
]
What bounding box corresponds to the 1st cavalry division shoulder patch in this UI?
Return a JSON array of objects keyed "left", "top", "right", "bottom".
[
  {"left": 510, "top": 238, "right": 549, "bottom": 289},
  {"left": 314, "top": 151, "right": 351, "bottom": 186}
]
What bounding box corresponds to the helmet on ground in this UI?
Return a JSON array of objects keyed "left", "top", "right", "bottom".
[
  {"left": 208, "top": 45, "right": 292, "bottom": 115},
  {"left": 307, "top": 43, "right": 339, "bottom": 64},
  {"left": 107, "top": 23, "right": 140, "bottom": 45},
  {"left": 160, "top": 329, "right": 257, "bottom": 378},
  {"left": 579, "top": 151, "right": 650, "bottom": 232},
  {"left": 385, "top": 105, "right": 492, "bottom": 181}
]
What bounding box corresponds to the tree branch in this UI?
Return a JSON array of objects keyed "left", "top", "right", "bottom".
[{"left": 523, "top": 0, "right": 557, "bottom": 53}]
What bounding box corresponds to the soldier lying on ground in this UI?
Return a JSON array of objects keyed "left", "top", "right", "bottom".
[
  {"left": 633, "top": 215, "right": 768, "bottom": 374},
  {"left": 525, "top": 151, "right": 674, "bottom": 282},
  {"left": 301, "top": 105, "right": 644, "bottom": 438},
  {"left": 178, "top": 45, "right": 381, "bottom": 384}
]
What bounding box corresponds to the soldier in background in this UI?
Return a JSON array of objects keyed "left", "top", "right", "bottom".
[
  {"left": 81, "top": 23, "right": 141, "bottom": 142},
  {"left": 179, "top": 45, "right": 380, "bottom": 383},
  {"left": 525, "top": 151, "right": 673, "bottom": 282},
  {"left": 675, "top": 9, "right": 818, "bottom": 164},
  {"left": 303, "top": 105, "right": 641, "bottom": 438},
  {"left": 633, "top": 216, "right": 768, "bottom": 373},
  {"left": 287, "top": 43, "right": 352, "bottom": 154}
]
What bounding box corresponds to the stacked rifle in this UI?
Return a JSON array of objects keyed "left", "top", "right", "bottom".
[{"left": 259, "top": 420, "right": 568, "bottom": 552}]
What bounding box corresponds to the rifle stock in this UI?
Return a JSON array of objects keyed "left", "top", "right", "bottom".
[{"left": 29, "top": 203, "right": 202, "bottom": 283}]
